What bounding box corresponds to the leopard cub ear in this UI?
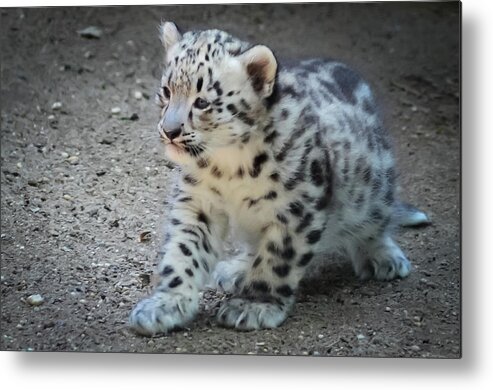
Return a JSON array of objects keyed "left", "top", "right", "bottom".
[
  {"left": 239, "top": 45, "right": 277, "bottom": 98},
  {"left": 159, "top": 21, "right": 182, "bottom": 51}
]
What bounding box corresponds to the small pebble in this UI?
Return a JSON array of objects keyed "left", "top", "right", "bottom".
[
  {"left": 356, "top": 334, "right": 366, "bottom": 340},
  {"left": 134, "top": 91, "right": 143, "bottom": 100},
  {"left": 84, "top": 51, "right": 94, "bottom": 59},
  {"left": 61, "top": 152, "right": 69, "bottom": 158},
  {"left": 63, "top": 194, "right": 73, "bottom": 201},
  {"left": 111, "top": 107, "right": 121, "bottom": 115},
  {"left": 385, "top": 306, "right": 391, "bottom": 312},
  {"left": 52, "top": 102, "right": 62, "bottom": 110},
  {"left": 78, "top": 26, "right": 103, "bottom": 39},
  {"left": 67, "top": 156, "right": 79, "bottom": 165},
  {"left": 410, "top": 345, "right": 421, "bottom": 352},
  {"left": 48, "top": 114, "right": 56, "bottom": 122},
  {"left": 26, "top": 294, "right": 44, "bottom": 306}
]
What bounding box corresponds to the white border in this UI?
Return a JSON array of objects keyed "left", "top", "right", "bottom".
[{"left": 2, "top": 0, "right": 493, "bottom": 389}]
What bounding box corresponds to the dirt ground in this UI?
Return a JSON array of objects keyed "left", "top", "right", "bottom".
[{"left": 0, "top": 3, "right": 460, "bottom": 357}]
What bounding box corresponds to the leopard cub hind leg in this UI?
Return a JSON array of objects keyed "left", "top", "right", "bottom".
[{"left": 349, "top": 234, "right": 412, "bottom": 281}]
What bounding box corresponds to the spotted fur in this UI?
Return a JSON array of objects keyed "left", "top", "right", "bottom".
[{"left": 129, "top": 22, "right": 429, "bottom": 336}]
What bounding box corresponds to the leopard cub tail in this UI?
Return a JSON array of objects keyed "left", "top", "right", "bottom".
[{"left": 394, "top": 202, "right": 431, "bottom": 227}]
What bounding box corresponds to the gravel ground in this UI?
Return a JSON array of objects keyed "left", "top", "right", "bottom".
[{"left": 0, "top": 3, "right": 460, "bottom": 357}]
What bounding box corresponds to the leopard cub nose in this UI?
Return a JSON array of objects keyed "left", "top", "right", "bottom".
[{"left": 164, "top": 128, "right": 182, "bottom": 141}]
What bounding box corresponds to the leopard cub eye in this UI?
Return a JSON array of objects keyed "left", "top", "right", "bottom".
[
  {"left": 194, "top": 97, "right": 210, "bottom": 110},
  {"left": 163, "top": 86, "right": 171, "bottom": 99}
]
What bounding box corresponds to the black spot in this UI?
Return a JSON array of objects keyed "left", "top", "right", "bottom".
[
  {"left": 251, "top": 280, "right": 270, "bottom": 293},
  {"left": 269, "top": 172, "right": 280, "bottom": 182},
  {"left": 241, "top": 133, "right": 251, "bottom": 144},
  {"left": 197, "top": 158, "right": 209, "bottom": 168},
  {"left": 210, "top": 165, "right": 223, "bottom": 178},
  {"left": 288, "top": 201, "right": 304, "bottom": 216},
  {"left": 264, "top": 191, "right": 277, "bottom": 200},
  {"left": 183, "top": 174, "right": 198, "bottom": 185},
  {"left": 264, "top": 130, "right": 279, "bottom": 144},
  {"left": 161, "top": 265, "right": 174, "bottom": 276},
  {"left": 276, "top": 213, "right": 288, "bottom": 224},
  {"left": 182, "top": 228, "right": 200, "bottom": 239},
  {"left": 170, "top": 218, "right": 181, "bottom": 225},
  {"left": 332, "top": 65, "right": 361, "bottom": 105},
  {"left": 276, "top": 285, "right": 294, "bottom": 297},
  {"left": 273, "top": 264, "right": 291, "bottom": 277},
  {"left": 237, "top": 112, "right": 255, "bottom": 126},
  {"left": 306, "top": 229, "right": 322, "bottom": 244},
  {"left": 192, "top": 259, "right": 199, "bottom": 268},
  {"left": 266, "top": 241, "right": 279, "bottom": 256},
  {"left": 185, "top": 268, "right": 194, "bottom": 277},
  {"left": 310, "top": 160, "right": 324, "bottom": 186},
  {"left": 177, "top": 196, "right": 192, "bottom": 203},
  {"left": 253, "top": 256, "right": 263, "bottom": 268},
  {"left": 197, "top": 211, "right": 210, "bottom": 230},
  {"left": 283, "top": 247, "right": 296, "bottom": 260},
  {"left": 226, "top": 104, "right": 238, "bottom": 114},
  {"left": 296, "top": 213, "right": 313, "bottom": 233},
  {"left": 227, "top": 91, "right": 235, "bottom": 96},
  {"left": 205, "top": 53, "right": 209, "bottom": 61},
  {"left": 298, "top": 252, "right": 314, "bottom": 267},
  {"left": 213, "top": 81, "right": 223, "bottom": 96},
  {"left": 280, "top": 109, "right": 289, "bottom": 120},
  {"left": 179, "top": 243, "right": 192, "bottom": 256},
  {"left": 202, "top": 260, "right": 210, "bottom": 273},
  {"left": 237, "top": 166, "right": 244, "bottom": 178},
  {"left": 267, "top": 240, "right": 295, "bottom": 261},
  {"left": 210, "top": 186, "right": 222, "bottom": 196},
  {"left": 168, "top": 276, "right": 183, "bottom": 288},
  {"left": 247, "top": 197, "right": 259, "bottom": 208},
  {"left": 240, "top": 98, "right": 251, "bottom": 110},
  {"left": 196, "top": 77, "right": 203, "bottom": 93},
  {"left": 250, "top": 152, "right": 269, "bottom": 177},
  {"left": 202, "top": 236, "right": 211, "bottom": 254}
]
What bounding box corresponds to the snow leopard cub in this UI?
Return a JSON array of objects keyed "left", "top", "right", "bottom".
[{"left": 129, "top": 22, "right": 429, "bottom": 336}]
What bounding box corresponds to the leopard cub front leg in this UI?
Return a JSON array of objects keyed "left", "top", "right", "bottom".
[
  {"left": 129, "top": 198, "right": 222, "bottom": 336},
  {"left": 216, "top": 220, "right": 320, "bottom": 330}
]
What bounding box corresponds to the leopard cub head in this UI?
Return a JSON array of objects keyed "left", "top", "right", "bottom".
[{"left": 155, "top": 22, "right": 277, "bottom": 164}]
